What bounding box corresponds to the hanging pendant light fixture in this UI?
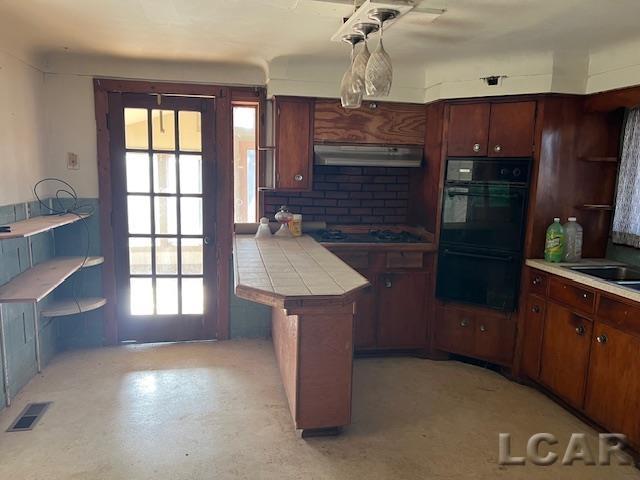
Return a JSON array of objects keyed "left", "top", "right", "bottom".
[
  {"left": 350, "top": 22, "right": 379, "bottom": 95},
  {"left": 365, "top": 8, "right": 397, "bottom": 97},
  {"left": 340, "top": 34, "right": 364, "bottom": 109}
]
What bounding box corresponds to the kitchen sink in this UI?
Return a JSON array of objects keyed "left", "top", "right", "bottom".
[
  {"left": 568, "top": 265, "right": 640, "bottom": 281},
  {"left": 615, "top": 281, "right": 640, "bottom": 291}
]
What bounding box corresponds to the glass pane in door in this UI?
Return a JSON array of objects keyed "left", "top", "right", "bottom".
[{"left": 124, "top": 106, "right": 206, "bottom": 318}]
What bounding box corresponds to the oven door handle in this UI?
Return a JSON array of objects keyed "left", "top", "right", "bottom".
[
  {"left": 446, "top": 190, "right": 521, "bottom": 200},
  {"left": 443, "top": 249, "right": 515, "bottom": 262}
]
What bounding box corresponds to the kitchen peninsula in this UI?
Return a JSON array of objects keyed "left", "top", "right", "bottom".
[{"left": 233, "top": 234, "right": 369, "bottom": 435}]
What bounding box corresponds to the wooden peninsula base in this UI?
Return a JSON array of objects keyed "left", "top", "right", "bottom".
[
  {"left": 272, "top": 302, "right": 354, "bottom": 436},
  {"left": 233, "top": 235, "right": 369, "bottom": 436}
]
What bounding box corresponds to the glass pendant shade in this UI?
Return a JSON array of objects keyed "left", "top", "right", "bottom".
[
  {"left": 340, "top": 44, "right": 362, "bottom": 109},
  {"left": 350, "top": 41, "right": 370, "bottom": 94},
  {"left": 365, "top": 37, "right": 392, "bottom": 97}
]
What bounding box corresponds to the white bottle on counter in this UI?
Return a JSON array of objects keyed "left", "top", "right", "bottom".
[
  {"left": 255, "top": 217, "right": 272, "bottom": 239},
  {"left": 563, "top": 217, "right": 583, "bottom": 262}
]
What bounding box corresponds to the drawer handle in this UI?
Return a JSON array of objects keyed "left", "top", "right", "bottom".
[
  {"left": 294, "top": 174, "right": 303, "bottom": 182},
  {"left": 582, "top": 293, "right": 590, "bottom": 300},
  {"left": 532, "top": 277, "right": 542, "bottom": 286},
  {"left": 384, "top": 278, "right": 392, "bottom": 288},
  {"left": 472, "top": 143, "right": 481, "bottom": 152},
  {"left": 596, "top": 334, "right": 608, "bottom": 344},
  {"left": 480, "top": 324, "right": 487, "bottom": 332},
  {"left": 531, "top": 305, "right": 541, "bottom": 314},
  {"left": 494, "top": 144, "right": 502, "bottom": 153},
  {"left": 460, "top": 318, "right": 470, "bottom": 327},
  {"left": 575, "top": 325, "right": 585, "bottom": 336}
]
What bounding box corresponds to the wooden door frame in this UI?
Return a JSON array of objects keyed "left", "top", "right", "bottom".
[{"left": 94, "top": 78, "right": 263, "bottom": 344}]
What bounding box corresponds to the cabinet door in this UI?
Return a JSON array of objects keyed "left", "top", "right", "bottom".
[
  {"left": 434, "top": 303, "right": 475, "bottom": 355},
  {"left": 520, "top": 295, "right": 546, "bottom": 379},
  {"left": 314, "top": 100, "right": 426, "bottom": 145},
  {"left": 585, "top": 324, "right": 640, "bottom": 448},
  {"left": 446, "top": 103, "right": 490, "bottom": 156},
  {"left": 487, "top": 101, "right": 536, "bottom": 157},
  {"left": 353, "top": 273, "right": 377, "bottom": 350},
  {"left": 377, "top": 272, "right": 429, "bottom": 348},
  {"left": 474, "top": 312, "right": 516, "bottom": 366},
  {"left": 539, "top": 301, "right": 592, "bottom": 408},
  {"left": 275, "top": 97, "right": 313, "bottom": 190}
]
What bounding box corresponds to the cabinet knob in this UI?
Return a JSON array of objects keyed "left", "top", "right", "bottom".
[
  {"left": 532, "top": 276, "right": 542, "bottom": 286},
  {"left": 384, "top": 278, "right": 392, "bottom": 288},
  {"left": 494, "top": 144, "right": 502, "bottom": 153},
  {"left": 460, "top": 318, "right": 470, "bottom": 327},
  {"left": 531, "top": 305, "right": 540, "bottom": 314},
  {"left": 472, "top": 143, "right": 481, "bottom": 153},
  {"left": 480, "top": 324, "right": 487, "bottom": 332},
  {"left": 582, "top": 293, "right": 589, "bottom": 300},
  {"left": 294, "top": 174, "right": 303, "bottom": 182},
  {"left": 596, "top": 334, "right": 608, "bottom": 344},
  {"left": 575, "top": 325, "right": 585, "bottom": 336}
]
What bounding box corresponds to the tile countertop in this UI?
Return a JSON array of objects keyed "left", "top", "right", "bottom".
[
  {"left": 233, "top": 234, "right": 370, "bottom": 308},
  {"left": 526, "top": 258, "right": 640, "bottom": 304}
]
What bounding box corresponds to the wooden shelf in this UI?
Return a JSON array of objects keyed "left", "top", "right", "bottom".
[
  {"left": 0, "top": 213, "right": 89, "bottom": 240},
  {"left": 82, "top": 256, "right": 104, "bottom": 268},
  {"left": 578, "top": 156, "right": 618, "bottom": 163},
  {"left": 41, "top": 297, "right": 106, "bottom": 318},
  {"left": 0, "top": 257, "right": 85, "bottom": 303}
]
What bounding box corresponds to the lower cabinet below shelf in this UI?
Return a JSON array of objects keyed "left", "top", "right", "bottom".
[{"left": 434, "top": 302, "right": 515, "bottom": 366}]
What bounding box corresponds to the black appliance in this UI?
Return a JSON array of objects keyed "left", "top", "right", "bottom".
[
  {"left": 310, "top": 229, "right": 424, "bottom": 244},
  {"left": 436, "top": 157, "right": 531, "bottom": 311}
]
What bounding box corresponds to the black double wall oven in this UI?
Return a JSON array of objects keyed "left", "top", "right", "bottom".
[{"left": 436, "top": 157, "right": 531, "bottom": 311}]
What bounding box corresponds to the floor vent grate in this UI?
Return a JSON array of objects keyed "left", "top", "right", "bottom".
[{"left": 6, "top": 402, "right": 52, "bottom": 432}]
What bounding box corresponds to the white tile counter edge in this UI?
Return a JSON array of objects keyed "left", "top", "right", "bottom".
[{"left": 526, "top": 258, "right": 640, "bottom": 304}]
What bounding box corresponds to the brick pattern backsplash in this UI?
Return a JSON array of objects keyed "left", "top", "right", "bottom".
[{"left": 263, "top": 165, "right": 409, "bottom": 224}]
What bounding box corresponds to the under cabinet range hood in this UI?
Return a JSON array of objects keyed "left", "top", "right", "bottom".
[{"left": 314, "top": 144, "right": 423, "bottom": 167}]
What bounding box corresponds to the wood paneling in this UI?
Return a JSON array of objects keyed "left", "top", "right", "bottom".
[
  {"left": 353, "top": 275, "right": 377, "bottom": 349},
  {"left": 597, "top": 295, "right": 640, "bottom": 338},
  {"left": 272, "top": 303, "right": 354, "bottom": 432},
  {"left": 314, "top": 99, "right": 426, "bottom": 145},
  {"left": 377, "top": 271, "right": 429, "bottom": 348},
  {"left": 539, "top": 301, "right": 592, "bottom": 408},
  {"left": 585, "top": 84, "right": 640, "bottom": 112},
  {"left": 275, "top": 97, "right": 314, "bottom": 190},
  {"left": 446, "top": 103, "right": 490, "bottom": 156},
  {"left": 487, "top": 101, "right": 536, "bottom": 157},
  {"left": 585, "top": 323, "right": 640, "bottom": 449},
  {"left": 474, "top": 312, "right": 516, "bottom": 365},
  {"left": 520, "top": 294, "right": 546, "bottom": 379}
]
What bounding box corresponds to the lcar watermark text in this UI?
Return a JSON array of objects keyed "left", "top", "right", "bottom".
[{"left": 499, "top": 433, "right": 633, "bottom": 466}]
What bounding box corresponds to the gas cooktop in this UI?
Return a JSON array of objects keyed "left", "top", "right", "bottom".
[{"left": 309, "top": 229, "right": 425, "bottom": 244}]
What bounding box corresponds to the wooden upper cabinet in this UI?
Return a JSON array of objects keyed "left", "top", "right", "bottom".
[
  {"left": 446, "top": 101, "right": 536, "bottom": 157},
  {"left": 446, "top": 103, "right": 490, "bottom": 156},
  {"left": 274, "top": 96, "right": 314, "bottom": 190},
  {"left": 314, "top": 100, "right": 426, "bottom": 145},
  {"left": 539, "top": 301, "right": 592, "bottom": 409},
  {"left": 487, "top": 101, "right": 536, "bottom": 157},
  {"left": 585, "top": 323, "right": 640, "bottom": 448}
]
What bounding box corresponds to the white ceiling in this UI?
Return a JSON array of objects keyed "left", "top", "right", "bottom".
[{"left": 2, "top": 0, "right": 640, "bottom": 100}]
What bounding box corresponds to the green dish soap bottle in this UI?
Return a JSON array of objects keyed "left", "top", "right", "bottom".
[{"left": 544, "top": 217, "right": 565, "bottom": 263}]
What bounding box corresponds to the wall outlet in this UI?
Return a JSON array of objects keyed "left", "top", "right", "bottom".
[{"left": 67, "top": 152, "right": 79, "bottom": 170}]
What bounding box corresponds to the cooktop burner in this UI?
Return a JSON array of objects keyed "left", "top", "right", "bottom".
[{"left": 311, "top": 229, "right": 424, "bottom": 244}]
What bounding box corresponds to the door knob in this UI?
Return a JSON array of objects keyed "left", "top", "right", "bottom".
[
  {"left": 384, "top": 278, "right": 392, "bottom": 288},
  {"left": 494, "top": 144, "right": 502, "bottom": 153},
  {"left": 472, "top": 143, "right": 481, "bottom": 153},
  {"left": 532, "top": 276, "right": 542, "bottom": 286},
  {"left": 204, "top": 236, "right": 211, "bottom": 245},
  {"left": 480, "top": 324, "right": 487, "bottom": 332},
  {"left": 531, "top": 305, "right": 540, "bottom": 314},
  {"left": 575, "top": 325, "right": 585, "bottom": 336},
  {"left": 460, "top": 318, "right": 470, "bottom": 327},
  {"left": 294, "top": 174, "right": 303, "bottom": 182},
  {"left": 596, "top": 334, "right": 608, "bottom": 344}
]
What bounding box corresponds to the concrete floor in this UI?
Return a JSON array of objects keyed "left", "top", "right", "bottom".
[{"left": 0, "top": 340, "right": 637, "bottom": 480}]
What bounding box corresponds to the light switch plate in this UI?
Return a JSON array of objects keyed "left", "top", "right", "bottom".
[{"left": 67, "top": 152, "right": 79, "bottom": 170}]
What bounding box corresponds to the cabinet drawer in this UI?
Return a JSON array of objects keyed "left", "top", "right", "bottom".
[
  {"left": 435, "top": 305, "right": 475, "bottom": 355},
  {"left": 548, "top": 277, "right": 595, "bottom": 314},
  {"left": 334, "top": 251, "right": 369, "bottom": 270},
  {"left": 386, "top": 252, "right": 423, "bottom": 269},
  {"left": 526, "top": 269, "right": 548, "bottom": 296},
  {"left": 474, "top": 313, "right": 516, "bottom": 365},
  {"left": 597, "top": 295, "right": 640, "bottom": 338}
]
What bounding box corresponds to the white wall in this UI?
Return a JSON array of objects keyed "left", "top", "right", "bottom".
[{"left": 0, "top": 51, "right": 48, "bottom": 206}]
